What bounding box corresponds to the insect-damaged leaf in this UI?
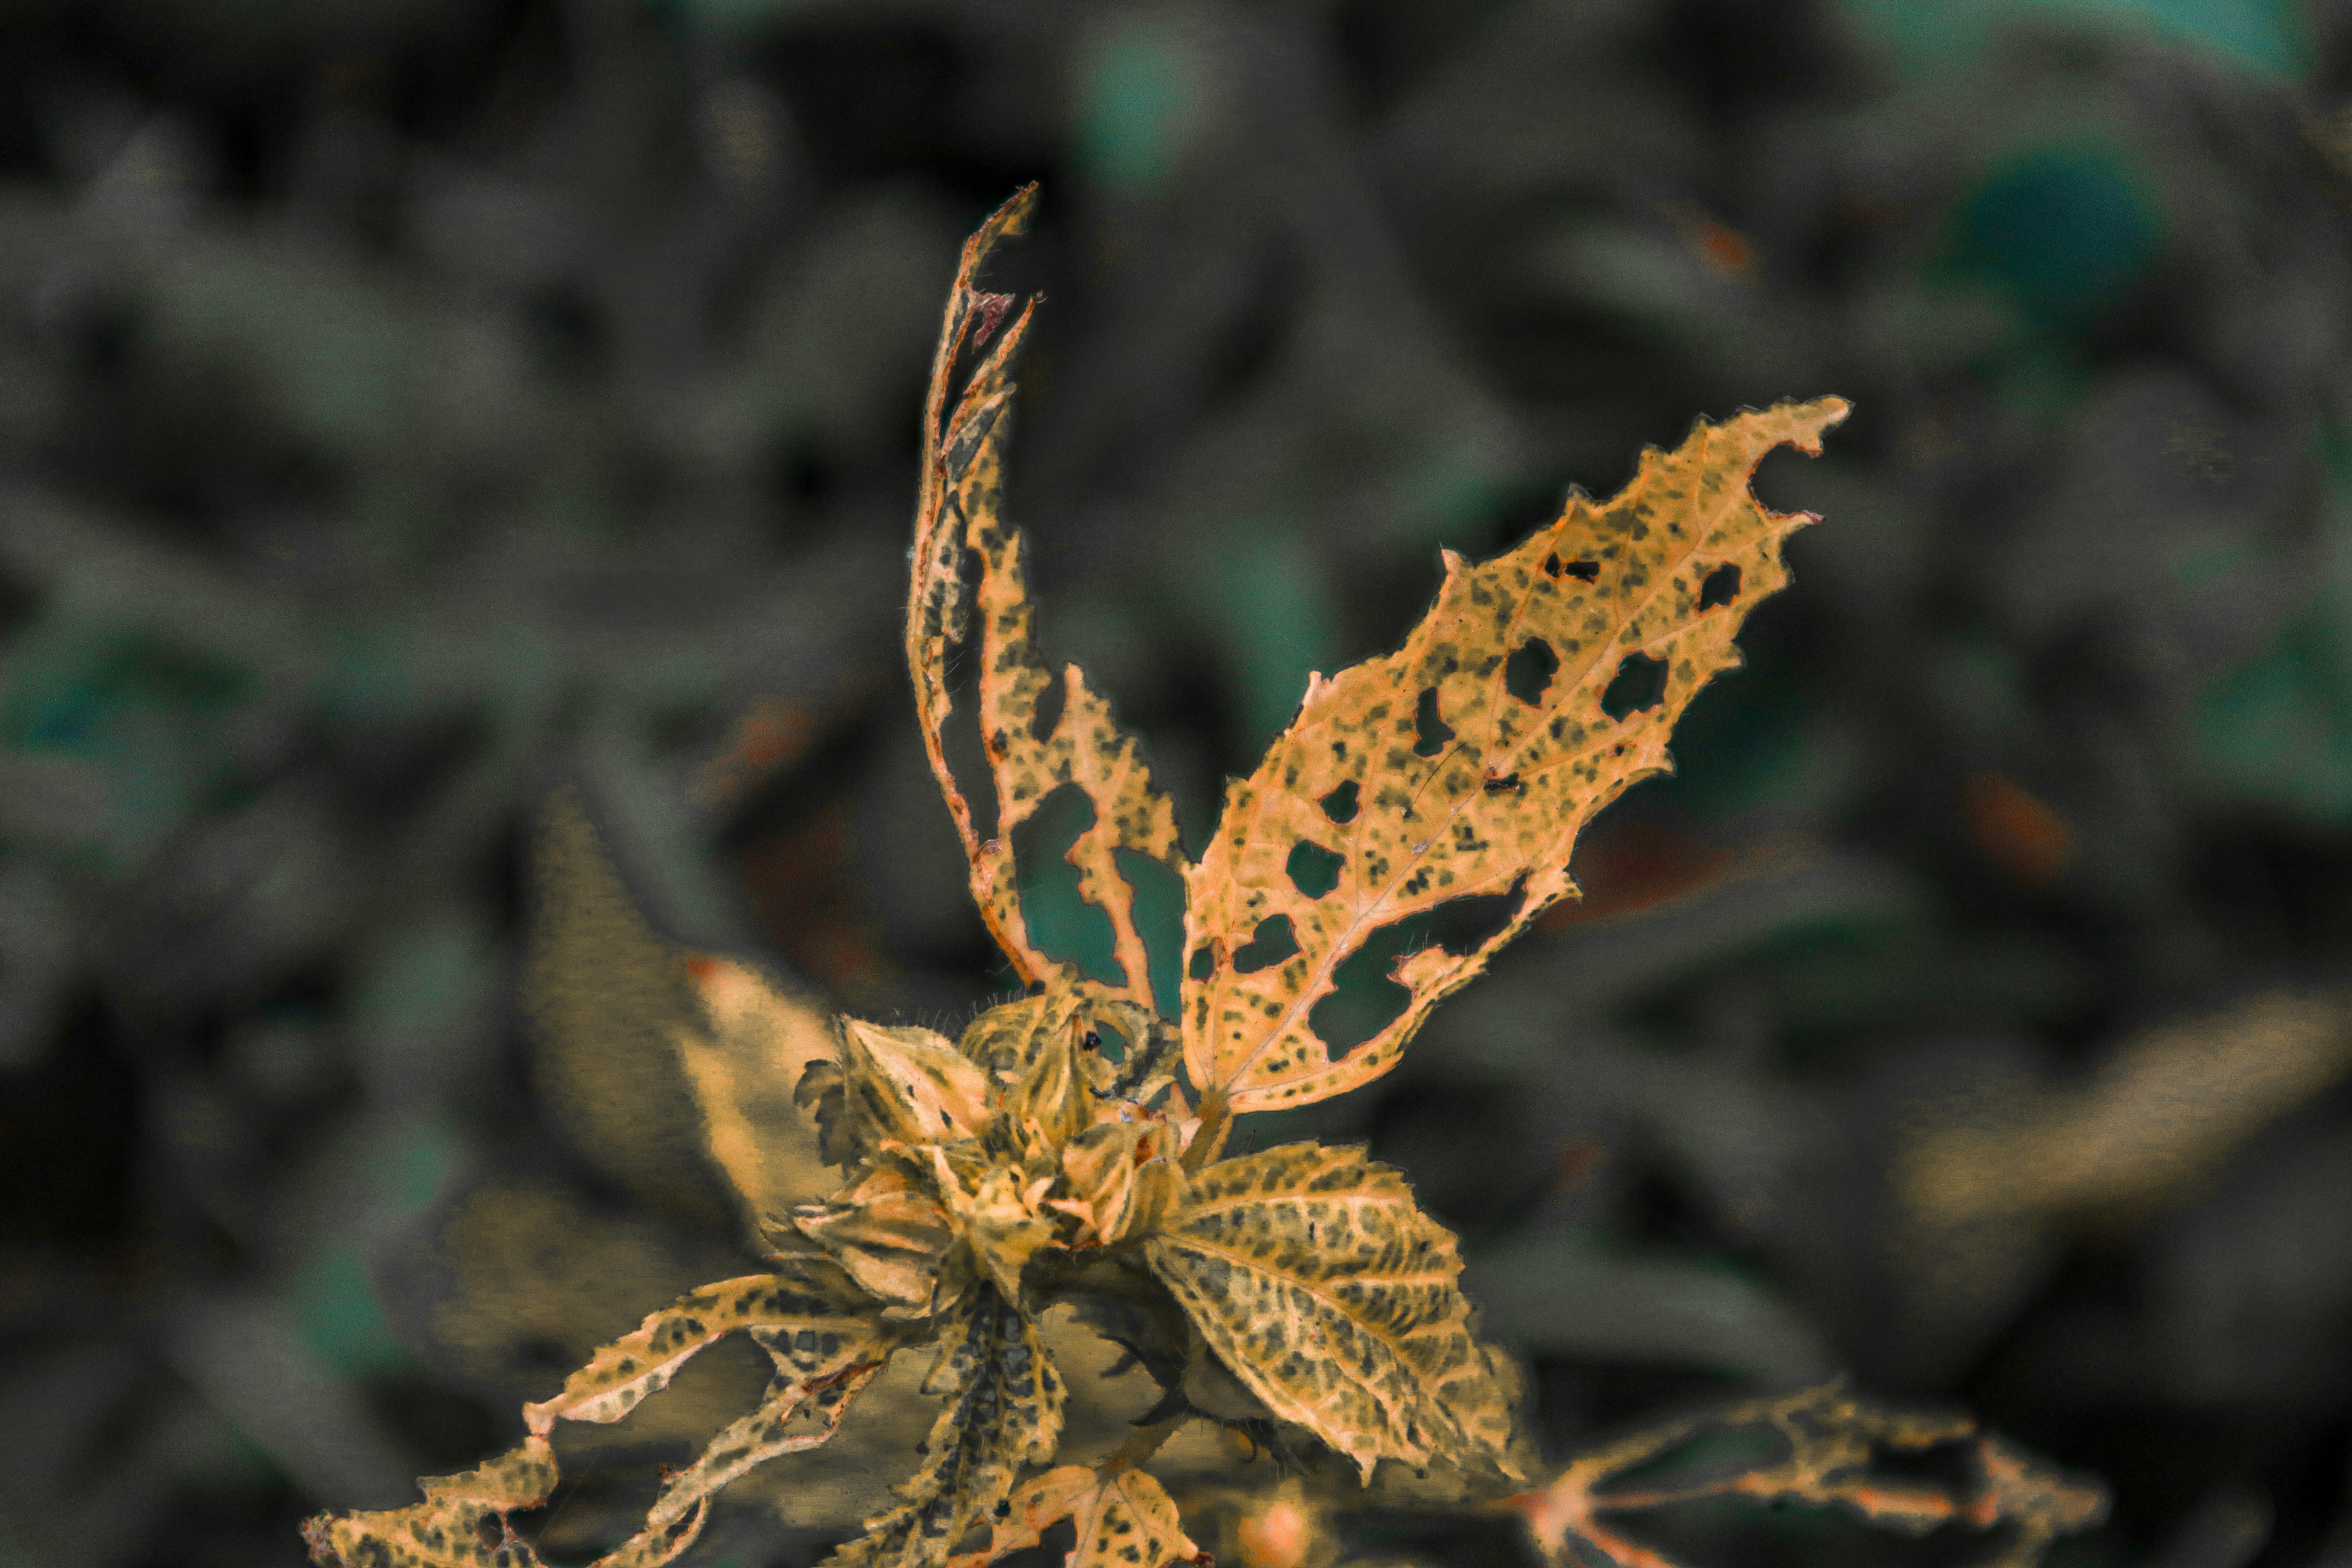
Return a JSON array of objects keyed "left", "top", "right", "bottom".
[
  {"left": 1506, "top": 1378, "right": 2108, "bottom": 1568},
  {"left": 823, "top": 1287, "right": 1067, "bottom": 1568},
  {"left": 303, "top": 1437, "right": 573, "bottom": 1568},
  {"left": 907, "top": 184, "right": 1185, "bottom": 1005},
  {"left": 523, "top": 1259, "right": 885, "bottom": 1434},
  {"left": 1182, "top": 398, "right": 1848, "bottom": 1111},
  {"left": 1143, "top": 1142, "right": 1522, "bottom": 1484},
  {"left": 946, "top": 1465, "right": 1205, "bottom": 1568}
]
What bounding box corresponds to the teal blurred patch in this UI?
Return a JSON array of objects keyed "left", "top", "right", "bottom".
[
  {"left": 1840, "top": 0, "right": 2308, "bottom": 80},
  {"left": 1075, "top": 21, "right": 1191, "bottom": 193},
  {"left": 1113, "top": 847, "right": 1187, "bottom": 1018},
  {"left": 293, "top": 1244, "right": 410, "bottom": 1377},
  {"left": 2189, "top": 423, "right": 2352, "bottom": 824},
  {"left": 2190, "top": 595, "right": 2352, "bottom": 826},
  {"left": 1643, "top": 656, "right": 1816, "bottom": 822},
  {"left": 1, "top": 619, "right": 256, "bottom": 873},
  {"left": 293, "top": 1120, "right": 464, "bottom": 1375},
  {"left": 1197, "top": 526, "right": 1341, "bottom": 756},
  {"left": 1011, "top": 783, "right": 1122, "bottom": 985},
  {"left": 1945, "top": 145, "right": 2161, "bottom": 337}
]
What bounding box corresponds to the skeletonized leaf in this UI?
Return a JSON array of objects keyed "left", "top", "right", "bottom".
[
  {"left": 1182, "top": 399, "right": 1849, "bottom": 1111},
  {"left": 823, "top": 1287, "right": 1068, "bottom": 1568},
  {"left": 1507, "top": 1379, "right": 2107, "bottom": 1568},
  {"left": 907, "top": 184, "right": 1186, "bottom": 1004},
  {"left": 1144, "top": 1143, "right": 1520, "bottom": 1484},
  {"left": 523, "top": 1259, "right": 882, "bottom": 1434}
]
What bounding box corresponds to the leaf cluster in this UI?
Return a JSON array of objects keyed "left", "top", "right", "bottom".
[{"left": 303, "top": 191, "right": 2101, "bottom": 1568}]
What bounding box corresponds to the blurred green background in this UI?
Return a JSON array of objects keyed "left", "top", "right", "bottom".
[{"left": 4, "top": 0, "right": 2352, "bottom": 1564}]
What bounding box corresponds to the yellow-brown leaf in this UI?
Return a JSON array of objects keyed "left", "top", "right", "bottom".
[
  {"left": 907, "top": 185, "right": 1185, "bottom": 1004},
  {"left": 1143, "top": 1143, "right": 1519, "bottom": 1484},
  {"left": 824, "top": 1289, "right": 1067, "bottom": 1567},
  {"left": 840, "top": 1018, "right": 995, "bottom": 1148},
  {"left": 791, "top": 1165, "right": 960, "bottom": 1309},
  {"left": 1067, "top": 1468, "right": 1204, "bottom": 1568},
  {"left": 943, "top": 1465, "right": 1203, "bottom": 1568},
  {"left": 1181, "top": 398, "right": 1848, "bottom": 1111},
  {"left": 303, "top": 1439, "right": 559, "bottom": 1568},
  {"left": 522, "top": 1262, "right": 880, "bottom": 1434}
]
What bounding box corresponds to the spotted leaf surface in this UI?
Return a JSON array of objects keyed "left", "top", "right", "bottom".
[
  {"left": 1180, "top": 398, "right": 1848, "bottom": 1110},
  {"left": 824, "top": 1287, "right": 1067, "bottom": 1568},
  {"left": 302, "top": 1438, "right": 561, "bottom": 1568},
  {"left": 522, "top": 1260, "right": 880, "bottom": 1434},
  {"left": 907, "top": 184, "right": 1186, "bottom": 1003},
  {"left": 1065, "top": 1468, "right": 1205, "bottom": 1568},
  {"left": 1144, "top": 1143, "right": 1520, "bottom": 1483},
  {"left": 943, "top": 1465, "right": 1203, "bottom": 1568}
]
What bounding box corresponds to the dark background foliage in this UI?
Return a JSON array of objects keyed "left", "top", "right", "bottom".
[{"left": 5, "top": 0, "right": 2352, "bottom": 1564}]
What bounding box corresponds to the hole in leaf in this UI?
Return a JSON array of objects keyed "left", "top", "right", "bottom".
[
  {"left": 1601, "top": 652, "right": 1669, "bottom": 721},
  {"left": 1008, "top": 783, "right": 1119, "bottom": 984},
  {"left": 1412, "top": 687, "right": 1454, "bottom": 757},
  {"left": 1030, "top": 671, "right": 1067, "bottom": 742},
  {"left": 1285, "top": 841, "right": 1346, "bottom": 898},
  {"left": 1545, "top": 553, "right": 1599, "bottom": 581},
  {"left": 1698, "top": 563, "right": 1742, "bottom": 610},
  {"left": 1112, "top": 847, "right": 1187, "bottom": 1016},
  {"left": 1320, "top": 780, "right": 1360, "bottom": 823},
  {"left": 1231, "top": 914, "right": 1301, "bottom": 974},
  {"left": 1188, "top": 945, "right": 1216, "bottom": 981},
  {"left": 1306, "top": 880, "right": 1527, "bottom": 1058},
  {"left": 1504, "top": 639, "right": 1558, "bottom": 706}
]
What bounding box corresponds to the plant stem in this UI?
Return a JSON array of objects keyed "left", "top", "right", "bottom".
[
  {"left": 1103, "top": 1415, "right": 1186, "bottom": 1476},
  {"left": 1183, "top": 1085, "right": 1232, "bottom": 1172}
]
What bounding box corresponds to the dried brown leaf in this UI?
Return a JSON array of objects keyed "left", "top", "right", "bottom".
[
  {"left": 1181, "top": 398, "right": 1849, "bottom": 1111},
  {"left": 1506, "top": 1379, "right": 2107, "bottom": 1568},
  {"left": 907, "top": 185, "right": 1186, "bottom": 1003},
  {"left": 1143, "top": 1143, "right": 1520, "bottom": 1483}
]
